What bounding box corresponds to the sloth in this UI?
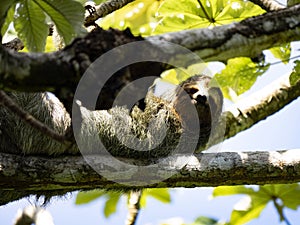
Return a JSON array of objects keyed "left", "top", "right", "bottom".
[
  {"left": 0, "top": 74, "right": 223, "bottom": 158},
  {"left": 0, "top": 74, "right": 223, "bottom": 214}
]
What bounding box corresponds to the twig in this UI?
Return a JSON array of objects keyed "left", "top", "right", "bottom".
[
  {"left": 2, "top": 38, "right": 24, "bottom": 51},
  {"left": 272, "top": 198, "right": 292, "bottom": 225},
  {"left": 84, "top": 0, "right": 135, "bottom": 26}
]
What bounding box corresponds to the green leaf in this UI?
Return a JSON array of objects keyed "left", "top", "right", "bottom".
[
  {"left": 161, "top": 69, "right": 181, "bottom": 85},
  {"left": 154, "top": 0, "right": 211, "bottom": 33},
  {"left": 1, "top": 3, "right": 16, "bottom": 37},
  {"left": 214, "top": 184, "right": 300, "bottom": 225},
  {"left": 287, "top": 0, "right": 300, "bottom": 6},
  {"left": 261, "top": 184, "right": 300, "bottom": 210},
  {"left": 0, "top": 0, "right": 16, "bottom": 24},
  {"left": 153, "top": 0, "right": 265, "bottom": 34},
  {"left": 214, "top": 57, "right": 269, "bottom": 101},
  {"left": 230, "top": 196, "right": 268, "bottom": 225},
  {"left": 269, "top": 43, "right": 291, "bottom": 64},
  {"left": 289, "top": 60, "right": 300, "bottom": 85},
  {"left": 140, "top": 188, "right": 171, "bottom": 208},
  {"left": 94, "top": 0, "right": 107, "bottom": 4},
  {"left": 75, "top": 189, "right": 106, "bottom": 204},
  {"left": 33, "top": 0, "right": 85, "bottom": 45},
  {"left": 215, "top": 1, "right": 264, "bottom": 23},
  {"left": 212, "top": 186, "right": 255, "bottom": 197},
  {"left": 192, "top": 216, "right": 221, "bottom": 225},
  {"left": 99, "top": 0, "right": 161, "bottom": 36},
  {"left": 213, "top": 186, "right": 270, "bottom": 225},
  {"left": 14, "top": 0, "right": 48, "bottom": 52},
  {"left": 104, "top": 192, "right": 122, "bottom": 218},
  {"left": 76, "top": 190, "right": 122, "bottom": 218},
  {"left": 145, "top": 188, "right": 171, "bottom": 203},
  {"left": 161, "top": 63, "right": 208, "bottom": 85},
  {"left": 45, "top": 36, "right": 56, "bottom": 52},
  {"left": 154, "top": 12, "right": 209, "bottom": 34}
]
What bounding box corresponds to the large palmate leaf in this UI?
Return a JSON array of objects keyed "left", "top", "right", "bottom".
[
  {"left": 99, "top": 0, "right": 161, "bottom": 36},
  {"left": 153, "top": 0, "right": 265, "bottom": 34},
  {"left": 213, "top": 184, "right": 300, "bottom": 225}
]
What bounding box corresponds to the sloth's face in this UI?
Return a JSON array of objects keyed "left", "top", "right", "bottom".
[{"left": 177, "top": 74, "right": 223, "bottom": 125}]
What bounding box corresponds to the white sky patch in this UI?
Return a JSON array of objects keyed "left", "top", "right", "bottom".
[
  {"left": 177, "top": 14, "right": 185, "bottom": 20},
  {"left": 206, "top": 0, "right": 211, "bottom": 7},
  {"left": 231, "top": 2, "right": 242, "bottom": 10},
  {"left": 233, "top": 196, "right": 252, "bottom": 211},
  {"left": 125, "top": 11, "right": 133, "bottom": 18},
  {"left": 137, "top": 2, "right": 144, "bottom": 8},
  {"left": 149, "top": 22, "right": 157, "bottom": 29},
  {"left": 119, "top": 20, "right": 125, "bottom": 27},
  {"left": 133, "top": 8, "right": 139, "bottom": 13},
  {"left": 139, "top": 27, "right": 146, "bottom": 33}
]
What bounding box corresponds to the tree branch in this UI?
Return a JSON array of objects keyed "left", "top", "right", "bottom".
[
  {"left": 2, "top": 38, "right": 24, "bottom": 51},
  {"left": 1, "top": 5, "right": 300, "bottom": 93},
  {"left": 248, "top": 0, "right": 285, "bottom": 11},
  {"left": 209, "top": 73, "right": 300, "bottom": 146},
  {"left": 84, "top": 0, "right": 135, "bottom": 26},
  {"left": 1, "top": 149, "right": 300, "bottom": 204},
  {"left": 148, "top": 4, "right": 300, "bottom": 62}
]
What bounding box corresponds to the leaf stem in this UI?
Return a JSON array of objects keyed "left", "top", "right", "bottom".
[
  {"left": 197, "top": 0, "right": 214, "bottom": 23},
  {"left": 272, "top": 197, "right": 292, "bottom": 225}
]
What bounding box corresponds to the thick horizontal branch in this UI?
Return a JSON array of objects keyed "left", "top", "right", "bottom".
[
  {"left": 1, "top": 149, "right": 300, "bottom": 204},
  {"left": 147, "top": 4, "right": 300, "bottom": 62},
  {"left": 1, "top": 5, "right": 300, "bottom": 93},
  {"left": 0, "top": 28, "right": 144, "bottom": 92}
]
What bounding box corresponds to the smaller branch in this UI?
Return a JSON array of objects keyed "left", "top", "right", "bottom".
[
  {"left": 13, "top": 206, "right": 54, "bottom": 225},
  {"left": 209, "top": 73, "right": 300, "bottom": 146},
  {"left": 126, "top": 190, "right": 142, "bottom": 225},
  {"left": 2, "top": 38, "right": 24, "bottom": 51},
  {"left": 228, "top": 74, "right": 300, "bottom": 137},
  {"left": 249, "top": 0, "right": 285, "bottom": 11},
  {"left": 84, "top": 0, "right": 134, "bottom": 26},
  {"left": 0, "top": 90, "right": 66, "bottom": 143}
]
